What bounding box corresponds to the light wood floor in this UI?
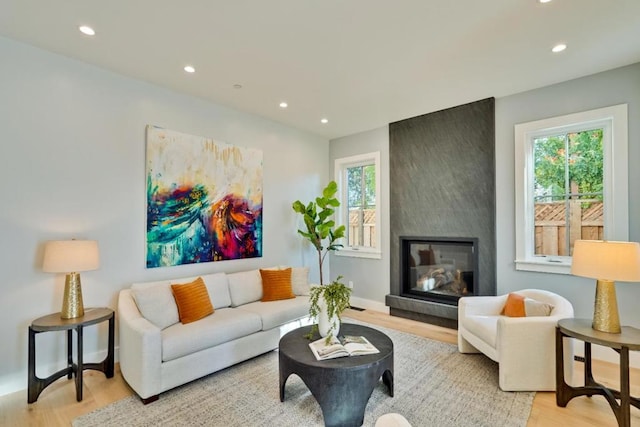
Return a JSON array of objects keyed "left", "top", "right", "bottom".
[{"left": 1, "top": 309, "right": 638, "bottom": 426}]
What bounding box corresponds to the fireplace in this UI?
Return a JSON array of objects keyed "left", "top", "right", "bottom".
[
  {"left": 386, "top": 98, "right": 496, "bottom": 328},
  {"left": 401, "top": 236, "right": 478, "bottom": 305}
]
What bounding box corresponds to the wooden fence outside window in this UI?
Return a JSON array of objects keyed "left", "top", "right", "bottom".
[{"left": 534, "top": 200, "right": 603, "bottom": 256}]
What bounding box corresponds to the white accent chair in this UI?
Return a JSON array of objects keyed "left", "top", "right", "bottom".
[{"left": 458, "top": 289, "right": 574, "bottom": 391}]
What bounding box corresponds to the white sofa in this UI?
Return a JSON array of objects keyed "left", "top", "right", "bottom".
[
  {"left": 118, "top": 268, "right": 311, "bottom": 403},
  {"left": 458, "top": 289, "right": 574, "bottom": 391}
]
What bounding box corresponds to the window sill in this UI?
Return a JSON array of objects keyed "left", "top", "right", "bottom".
[
  {"left": 335, "top": 249, "right": 382, "bottom": 260},
  {"left": 515, "top": 258, "right": 571, "bottom": 275}
]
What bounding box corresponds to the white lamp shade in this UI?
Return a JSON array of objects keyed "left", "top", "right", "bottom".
[
  {"left": 571, "top": 240, "right": 640, "bottom": 282},
  {"left": 43, "top": 240, "right": 100, "bottom": 273}
]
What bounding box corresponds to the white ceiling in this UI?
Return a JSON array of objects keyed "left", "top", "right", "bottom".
[{"left": 2, "top": 0, "right": 640, "bottom": 139}]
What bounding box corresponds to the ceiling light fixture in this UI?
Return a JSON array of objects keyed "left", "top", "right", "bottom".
[
  {"left": 279, "top": 102, "right": 288, "bottom": 108},
  {"left": 538, "top": 0, "right": 552, "bottom": 3},
  {"left": 552, "top": 43, "right": 567, "bottom": 53},
  {"left": 78, "top": 25, "right": 95, "bottom": 36},
  {"left": 184, "top": 65, "right": 195, "bottom": 73},
  {"left": 321, "top": 118, "right": 328, "bottom": 124}
]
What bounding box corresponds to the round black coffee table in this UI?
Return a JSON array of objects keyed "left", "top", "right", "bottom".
[{"left": 279, "top": 323, "right": 394, "bottom": 427}]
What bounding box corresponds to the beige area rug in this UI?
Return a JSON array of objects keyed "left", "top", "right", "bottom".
[{"left": 73, "top": 322, "right": 534, "bottom": 427}]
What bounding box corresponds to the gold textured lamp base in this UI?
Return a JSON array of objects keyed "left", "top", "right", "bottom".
[
  {"left": 592, "top": 279, "right": 621, "bottom": 334},
  {"left": 61, "top": 272, "right": 84, "bottom": 319}
]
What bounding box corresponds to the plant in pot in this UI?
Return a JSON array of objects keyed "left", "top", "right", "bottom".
[{"left": 292, "top": 181, "right": 351, "bottom": 341}]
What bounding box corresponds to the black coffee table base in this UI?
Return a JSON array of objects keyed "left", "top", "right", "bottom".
[{"left": 279, "top": 324, "right": 394, "bottom": 427}]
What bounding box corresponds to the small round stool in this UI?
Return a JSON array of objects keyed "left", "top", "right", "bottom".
[{"left": 375, "top": 413, "right": 412, "bottom": 427}]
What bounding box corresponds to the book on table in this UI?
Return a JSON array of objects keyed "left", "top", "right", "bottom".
[{"left": 309, "top": 335, "right": 379, "bottom": 361}]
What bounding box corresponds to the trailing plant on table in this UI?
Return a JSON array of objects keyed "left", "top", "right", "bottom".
[{"left": 307, "top": 276, "right": 352, "bottom": 342}]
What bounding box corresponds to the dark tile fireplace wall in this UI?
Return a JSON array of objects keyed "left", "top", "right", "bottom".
[{"left": 386, "top": 98, "right": 496, "bottom": 329}]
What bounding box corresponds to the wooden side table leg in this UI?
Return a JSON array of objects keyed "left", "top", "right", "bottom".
[
  {"left": 555, "top": 327, "right": 569, "bottom": 406},
  {"left": 27, "top": 327, "right": 40, "bottom": 404},
  {"left": 106, "top": 314, "right": 115, "bottom": 378},
  {"left": 66, "top": 329, "right": 73, "bottom": 379},
  {"left": 75, "top": 326, "right": 83, "bottom": 402},
  {"left": 584, "top": 342, "right": 595, "bottom": 391},
  {"left": 619, "top": 346, "right": 631, "bottom": 427}
]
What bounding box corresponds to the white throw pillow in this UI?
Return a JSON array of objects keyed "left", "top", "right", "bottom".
[
  {"left": 131, "top": 284, "right": 179, "bottom": 329},
  {"left": 227, "top": 269, "right": 263, "bottom": 307},
  {"left": 524, "top": 297, "right": 554, "bottom": 316},
  {"left": 200, "top": 272, "right": 232, "bottom": 308},
  {"left": 291, "top": 266, "right": 310, "bottom": 296}
]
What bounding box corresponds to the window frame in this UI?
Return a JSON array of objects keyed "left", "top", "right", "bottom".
[
  {"left": 514, "top": 104, "right": 628, "bottom": 274},
  {"left": 334, "top": 151, "right": 382, "bottom": 259}
]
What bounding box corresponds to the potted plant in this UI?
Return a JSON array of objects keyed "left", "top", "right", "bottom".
[{"left": 292, "top": 181, "right": 351, "bottom": 340}]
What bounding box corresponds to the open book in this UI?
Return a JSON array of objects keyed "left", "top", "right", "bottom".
[{"left": 309, "top": 335, "right": 379, "bottom": 361}]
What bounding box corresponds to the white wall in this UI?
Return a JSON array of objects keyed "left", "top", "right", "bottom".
[
  {"left": 331, "top": 62, "right": 640, "bottom": 366},
  {"left": 329, "top": 126, "right": 390, "bottom": 312},
  {"left": 0, "top": 36, "right": 328, "bottom": 396},
  {"left": 495, "top": 62, "right": 640, "bottom": 365}
]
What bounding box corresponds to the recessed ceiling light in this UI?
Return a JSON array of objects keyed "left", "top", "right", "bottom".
[
  {"left": 279, "top": 102, "right": 288, "bottom": 108},
  {"left": 538, "top": 0, "right": 552, "bottom": 3},
  {"left": 552, "top": 43, "right": 567, "bottom": 53},
  {"left": 183, "top": 65, "right": 195, "bottom": 73},
  {"left": 321, "top": 118, "right": 328, "bottom": 124},
  {"left": 233, "top": 84, "right": 243, "bottom": 89},
  {"left": 78, "top": 25, "right": 95, "bottom": 36}
]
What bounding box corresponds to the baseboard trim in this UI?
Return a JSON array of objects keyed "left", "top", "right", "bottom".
[{"left": 349, "top": 296, "right": 389, "bottom": 314}]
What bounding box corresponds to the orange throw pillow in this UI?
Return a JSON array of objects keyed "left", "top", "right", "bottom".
[
  {"left": 171, "top": 277, "right": 214, "bottom": 324},
  {"left": 502, "top": 293, "right": 526, "bottom": 317},
  {"left": 260, "top": 268, "right": 295, "bottom": 302}
]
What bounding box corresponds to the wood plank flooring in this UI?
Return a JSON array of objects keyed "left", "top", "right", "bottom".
[{"left": 1, "top": 309, "right": 638, "bottom": 426}]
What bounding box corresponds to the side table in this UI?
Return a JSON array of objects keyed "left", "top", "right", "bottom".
[
  {"left": 28, "top": 307, "right": 115, "bottom": 403},
  {"left": 556, "top": 318, "right": 640, "bottom": 427}
]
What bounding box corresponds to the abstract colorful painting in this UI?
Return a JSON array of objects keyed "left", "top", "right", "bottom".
[{"left": 146, "top": 126, "right": 263, "bottom": 268}]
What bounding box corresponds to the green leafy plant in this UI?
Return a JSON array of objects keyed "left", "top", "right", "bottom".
[
  {"left": 307, "top": 276, "right": 352, "bottom": 342},
  {"left": 292, "top": 181, "right": 346, "bottom": 286},
  {"left": 292, "top": 181, "right": 349, "bottom": 340}
]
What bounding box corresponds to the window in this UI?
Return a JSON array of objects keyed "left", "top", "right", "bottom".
[
  {"left": 533, "top": 128, "right": 604, "bottom": 256},
  {"left": 334, "top": 152, "right": 381, "bottom": 259},
  {"left": 515, "top": 104, "right": 628, "bottom": 274}
]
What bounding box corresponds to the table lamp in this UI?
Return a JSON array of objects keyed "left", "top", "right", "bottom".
[
  {"left": 571, "top": 240, "right": 640, "bottom": 334},
  {"left": 43, "top": 240, "right": 100, "bottom": 319}
]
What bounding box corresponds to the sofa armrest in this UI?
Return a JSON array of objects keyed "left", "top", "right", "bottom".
[{"left": 118, "top": 289, "right": 163, "bottom": 399}]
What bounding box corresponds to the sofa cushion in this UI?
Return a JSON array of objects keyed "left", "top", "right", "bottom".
[
  {"left": 171, "top": 277, "right": 214, "bottom": 324},
  {"left": 264, "top": 265, "right": 311, "bottom": 296},
  {"left": 228, "top": 269, "right": 263, "bottom": 307},
  {"left": 238, "top": 296, "right": 310, "bottom": 330},
  {"left": 161, "top": 308, "right": 262, "bottom": 362},
  {"left": 260, "top": 268, "right": 295, "bottom": 302},
  {"left": 200, "top": 272, "right": 232, "bottom": 309},
  {"left": 131, "top": 284, "right": 179, "bottom": 329},
  {"left": 461, "top": 315, "right": 498, "bottom": 348}
]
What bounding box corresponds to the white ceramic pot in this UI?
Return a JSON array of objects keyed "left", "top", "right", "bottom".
[{"left": 317, "top": 295, "right": 340, "bottom": 338}]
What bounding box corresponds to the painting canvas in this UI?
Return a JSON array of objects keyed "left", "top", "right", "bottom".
[{"left": 146, "top": 126, "right": 263, "bottom": 268}]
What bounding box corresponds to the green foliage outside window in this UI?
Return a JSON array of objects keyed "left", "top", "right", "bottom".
[
  {"left": 534, "top": 129, "right": 603, "bottom": 201},
  {"left": 347, "top": 165, "right": 376, "bottom": 208}
]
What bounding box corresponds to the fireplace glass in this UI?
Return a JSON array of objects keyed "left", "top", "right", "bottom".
[{"left": 401, "top": 237, "right": 478, "bottom": 304}]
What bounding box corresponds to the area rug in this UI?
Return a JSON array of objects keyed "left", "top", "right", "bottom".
[{"left": 73, "top": 322, "right": 534, "bottom": 427}]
